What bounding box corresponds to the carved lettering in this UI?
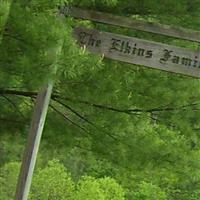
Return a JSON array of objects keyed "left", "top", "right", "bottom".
[
  {"left": 172, "top": 56, "right": 180, "bottom": 64},
  {"left": 88, "top": 36, "right": 96, "bottom": 46},
  {"left": 78, "top": 32, "right": 102, "bottom": 48},
  {"left": 79, "top": 32, "right": 88, "bottom": 44},
  {"left": 120, "top": 41, "right": 125, "bottom": 52},
  {"left": 181, "top": 57, "right": 192, "bottom": 67},
  {"left": 160, "top": 49, "right": 173, "bottom": 64},
  {"left": 138, "top": 48, "right": 145, "bottom": 56},
  {"left": 132, "top": 44, "right": 137, "bottom": 55},
  {"left": 124, "top": 42, "right": 131, "bottom": 54},
  {"left": 96, "top": 40, "right": 101, "bottom": 47},
  {"left": 145, "top": 50, "right": 153, "bottom": 58},
  {"left": 109, "top": 38, "right": 121, "bottom": 52},
  {"left": 75, "top": 28, "right": 200, "bottom": 78},
  {"left": 193, "top": 56, "right": 198, "bottom": 67}
]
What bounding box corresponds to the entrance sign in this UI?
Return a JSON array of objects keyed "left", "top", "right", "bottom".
[
  {"left": 62, "top": 7, "right": 200, "bottom": 42},
  {"left": 74, "top": 27, "right": 200, "bottom": 78}
]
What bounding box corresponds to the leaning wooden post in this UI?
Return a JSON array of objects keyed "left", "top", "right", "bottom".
[
  {"left": 14, "top": 84, "right": 53, "bottom": 200},
  {"left": 14, "top": 21, "right": 64, "bottom": 200}
]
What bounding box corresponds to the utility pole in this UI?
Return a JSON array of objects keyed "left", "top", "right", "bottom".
[
  {"left": 14, "top": 37, "right": 64, "bottom": 200},
  {"left": 14, "top": 84, "right": 53, "bottom": 200}
]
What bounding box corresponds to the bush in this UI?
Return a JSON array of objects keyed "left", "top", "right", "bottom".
[
  {"left": 132, "top": 181, "right": 167, "bottom": 200},
  {"left": 0, "top": 162, "right": 20, "bottom": 200},
  {"left": 29, "top": 160, "right": 75, "bottom": 200}
]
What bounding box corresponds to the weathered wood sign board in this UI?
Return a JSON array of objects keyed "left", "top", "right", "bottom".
[
  {"left": 62, "top": 7, "right": 200, "bottom": 42},
  {"left": 74, "top": 27, "right": 200, "bottom": 78}
]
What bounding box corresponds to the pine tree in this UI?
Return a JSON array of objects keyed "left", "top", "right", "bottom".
[{"left": 1, "top": 0, "right": 200, "bottom": 199}]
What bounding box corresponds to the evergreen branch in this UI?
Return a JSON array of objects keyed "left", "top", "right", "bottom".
[
  {"left": 74, "top": 144, "right": 122, "bottom": 164},
  {"left": 0, "top": 89, "right": 37, "bottom": 98},
  {"left": 49, "top": 104, "right": 93, "bottom": 137},
  {"left": 3, "top": 31, "right": 36, "bottom": 48},
  {"left": 52, "top": 98, "right": 118, "bottom": 141},
  {"left": 0, "top": 88, "right": 198, "bottom": 115},
  {"left": 0, "top": 117, "right": 27, "bottom": 124},
  {"left": 58, "top": 95, "right": 198, "bottom": 115},
  {"left": 56, "top": 96, "right": 140, "bottom": 115},
  {"left": 144, "top": 103, "right": 198, "bottom": 113},
  {"left": 74, "top": 144, "right": 93, "bottom": 153},
  {"left": 50, "top": 103, "right": 126, "bottom": 152},
  {"left": 0, "top": 94, "right": 26, "bottom": 119},
  {"left": 53, "top": 98, "right": 176, "bottom": 149}
]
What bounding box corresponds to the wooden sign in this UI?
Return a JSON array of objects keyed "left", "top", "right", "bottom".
[
  {"left": 62, "top": 7, "right": 200, "bottom": 42},
  {"left": 74, "top": 27, "right": 200, "bottom": 78}
]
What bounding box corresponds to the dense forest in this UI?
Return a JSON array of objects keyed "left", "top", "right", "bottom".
[{"left": 1, "top": 0, "right": 200, "bottom": 199}]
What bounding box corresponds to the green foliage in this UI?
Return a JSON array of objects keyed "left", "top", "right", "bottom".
[
  {"left": 0, "top": 162, "right": 20, "bottom": 200},
  {"left": 75, "top": 176, "right": 125, "bottom": 200},
  {"left": 0, "top": 0, "right": 102, "bottom": 89},
  {"left": 98, "top": 177, "right": 125, "bottom": 200},
  {"left": 1, "top": 1, "right": 200, "bottom": 200},
  {"left": 30, "top": 160, "right": 74, "bottom": 200},
  {"left": 0, "top": 160, "right": 125, "bottom": 200},
  {"left": 0, "top": 0, "right": 11, "bottom": 38},
  {"left": 72, "top": 0, "right": 119, "bottom": 8},
  {"left": 75, "top": 176, "right": 105, "bottom": 200},
  {"left": 132, "top": 181, "right": 167, "bottom": 200}
]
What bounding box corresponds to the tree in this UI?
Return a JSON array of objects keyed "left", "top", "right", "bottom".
[
  {"left": 1, "top": 0, "right": 200, "bottom": 199},
  {"left": 0, "top": 160, "right": 125, "bottom": 199},
  {"left": 75, "top": 176, "right": 105, "bottom": 200},
  {"left": 98, "top": 177, "right": 125, "bottom": 200},
  {"left": 132, "top": 181, "right": 167, "bottom": 200},
  {"left": 75, "top": 176, "right": 125, "bottom": 200},
  {"left": 0, "top": 162, "right": 20, "bottom": 200},
  {"left": 29, "top": 160, "right": 74, "bottom": 200}
]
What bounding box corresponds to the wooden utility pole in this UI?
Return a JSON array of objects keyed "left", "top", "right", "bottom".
[
  {"left": 14, "top": 34, "right": 64, "bottom": 199},
  {"left": 14, "top": 84, "right": 53, "bottom": 200}
]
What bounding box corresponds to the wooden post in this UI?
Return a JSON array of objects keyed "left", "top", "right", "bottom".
[
  {"left": 14, "top": 83, "right": 53, "bottom": 200},
  {"left": 14, "top": 7, "right": 64, "bottom": 197},
  {"left": 62, "top": 7, "right": 200, "bottom": 42}
]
